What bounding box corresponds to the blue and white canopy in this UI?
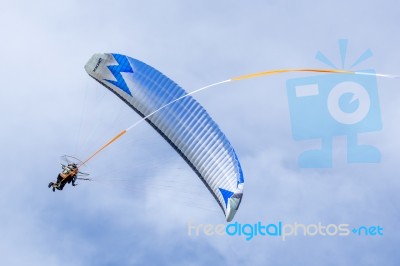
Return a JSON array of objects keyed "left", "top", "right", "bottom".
[{"left": 85, "top": 53, "right": 244, "bottom": 221}]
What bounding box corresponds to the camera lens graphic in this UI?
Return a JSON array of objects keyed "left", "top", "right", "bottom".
[{"left": 327, "top": 81, "right": 371, "bottom": 125}]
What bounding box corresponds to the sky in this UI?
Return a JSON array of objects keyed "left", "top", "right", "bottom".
[{"left": 1, "top": 0, "right": 400, "bottom": 265}]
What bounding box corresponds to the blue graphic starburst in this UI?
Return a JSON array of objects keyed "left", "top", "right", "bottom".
[{"left": 315, "top": 39, "right": 373, "bottom": 69}]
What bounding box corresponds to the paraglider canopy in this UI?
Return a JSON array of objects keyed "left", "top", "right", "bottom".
[{"left": 85, "top": 53, "right": 244, "bottom": 221}]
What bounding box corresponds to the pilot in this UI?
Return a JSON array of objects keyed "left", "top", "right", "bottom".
[{"left": 51, "top": 163, "right": 78, "bottom": 191}]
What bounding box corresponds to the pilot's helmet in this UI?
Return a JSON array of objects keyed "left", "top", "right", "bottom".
[{"left": 63, "top": 168, "right": 70, "bottom": 174}]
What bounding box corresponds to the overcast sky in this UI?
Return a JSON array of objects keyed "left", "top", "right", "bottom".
[{"left": 1, "top": 0, "right": 400, "bottom": 265}]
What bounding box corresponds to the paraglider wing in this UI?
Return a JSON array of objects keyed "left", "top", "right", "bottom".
[{"left": 84, "top": 53, "right": 244, "bottom": 221}]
